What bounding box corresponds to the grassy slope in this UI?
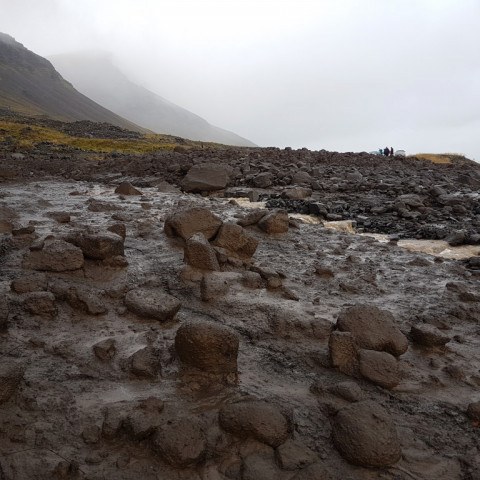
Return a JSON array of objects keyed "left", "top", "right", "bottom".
[{"left": 407, "top": 153, "right": 477, "bottom": 166}]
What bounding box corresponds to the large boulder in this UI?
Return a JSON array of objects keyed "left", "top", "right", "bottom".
[
  {"left": 181, "top": 163, "right": 232, "bottom": 192},
  {"left": 125, "top": 288, "right": 181, "bottom": 322},
  {"left": 212, "top": 222, "right": 258, "bottom": 258},
  {"left": 22, "top": 239, "right": 84, "bottom": 272},
  {"left": 258, "top": 210, "right": 289, "bottom": 234},
  {"left": 331, "top": 401, "right": 402, "bottom": 467},
  {"left": 175, "top": 321, "right": 239, "bottom": 374},
  {"left": 64, "top": 232, "right": 124, "bottom": 260},
  {"left": 164, "top": 207, "right": 222, "bottom": 241},
  {"left": 184, "top": 233, "right": 220, "bottom": 271},
  {"left": 336, "top": 304, "right": 408, "bottom": 356},
  {"left": 219, "top": 400, "right": 291, "bottom": 447}
]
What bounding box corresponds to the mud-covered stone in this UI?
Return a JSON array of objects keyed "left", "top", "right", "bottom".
[
  {"left": 164, "top": 207, "right": 222, "bottom": 241},
  {"left": 175, "top": 321, "right": 239, "bottom": 374},
  {"left": 332, "top": 400, "right": 402, "bottom": 467},
  {"left": 200, "top": 272, "right": 232, "bottom": 301},
  {"left": 22, "top": 239, "right": 84, "bottom": 272},
  {"left": 0, "top": 362, "right": 25, "bottom": 404},
  {"left": 336, "top": 304, "right": 408, "bottom": 356},
  {"left": 93, "top": 338, "right": 116, "bottom": 362},
  {"left": 236, "top": 209, "right": 268, "bottom": 227},
  {"left": 125, "top": 408, "right": 163, "bottom": 440},
  {"left": 125, "top": 288, "right": 181, "bottom": 321},
  {"left": 291, "top": 463, "right": 338, "bottom": 480},
  {"left": 181, "top": 163, "right": 231, "bottom": 192},
  {"left": 23, "top": 291, "right": 57, "bottom": 317},
  {"left": 0, "top": 296, "right": 8, "bottom": 330},
  {"left": 243, "top": 450, "right": 282, "bottom": 480},
  {"left": 466, "top": 401, "right": 480, "bottom": 422},
  {"left": 219, "top": 400, "right": 291, "bottom": 447},
  {"left": 65, "top": 232, "right": 124, "bottom": 260},
  {"left": 410, "top": 324, "right": 450, "bottom": 346},
  {"left": 212, "top": 222, "right": 258, "bottom": 258},
  {"left": 11, "top": 273, "right": 48, "bottom": 294},
  {"left": 184, "top": 233, "right": 220, "bottom": 271},
  {"left": 152, "top": 416, "right": 206, "bottom": 467},
  {"left": 115, "top": 181, "right": 142, "bottom": 195},
  {"left": 327, "top": 381, "right": 366, "bottom": 402},
  {"left": 329, "top": 331, "right": 359, "bottom": 376},
  {"left": 358, "top": 349, "right": 399, "bottom": 389},
  {"left": 258, "top": 210, "right": 289, "bottom": 234},
  {"left": 102, "top": 407, "right": 125, "bottom": 439},
  {"left": 275, "top": 439, "right": 318, "bottom": 470},
  {"left": 50, "top": 281, "right": 107, "bottom": 315},
  {"left": 82, "top": 425, "right": 101, "bottom": 444},
  {"left": 129, "top": 346, "right": 161, "bottom": 378}
]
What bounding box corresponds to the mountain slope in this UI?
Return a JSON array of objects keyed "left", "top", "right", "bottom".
[
  {"left": 0, "top": 33, "right": 148, "bottom": 133},
  {"left": 50, "top": 52, "right": 255, "bottom": 147}
]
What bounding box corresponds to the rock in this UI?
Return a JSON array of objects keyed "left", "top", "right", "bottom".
[
  {"left": 212, "top": 222, "right": 258, "bottom": 258},
  {"left": 115, "top": 181, "right": 142, "bottom": 195},
  {"left": 0, "top": 362, "right": 25, "bottom": 404},
  {"left": 466, "top": 401, "right": 480, "bottom": 422},
  {"left": 397, "top": 194, "right": 424, "bottom": 208},
  {"left": 358, "top": 349, "right": 399, "bottom": 389},
  {"left": 258, "top": 210, "right": 289, "bottom": 234},
  {"left": 328, "top": 331, "right": 359, "bottom": 376},
  {"left": 102, "top": 407, "right": 125, "bottom": 439},
  {"left": 107, "top": 223, "right": 126, "bottom": 239},
  {"left": 175, "top": 321, "right": 239, "bottom": 374},
  {"left": 275, "top": 439, "right": 318, "bottom": 470},
  {"left": 182, "top": 163, "right": 231, "bottom": 192},
  {"left": 252, "top": 172, "right": 274, "bottom": 188},
  {"left": 410, "top": 324, "right": 450, "bottom": 346},
  {"left": 327, "top": 381, "right": 365, "bottom": 402},
  {"left": 22, "top": 239, "right": 84, "bottom": 272},
  {"left": 11, "top": 273, "right": 48, "bottom": 294},
  {"left": 184, "top": 233, "right": 220, "bottom": 271},
  {"left": 336, "top": 304, "right": 408, "bottom": 356},
  {"left": 164, "top": 207, "right": 222, "bottom": 241},
  {"left": 0, "top": 296, "right": 8, "bottom": 330},
  {"left": 200, "top": 272, "right": 231, "bottom": 301},
  {"left": 314, "top": 265, "right": 335, "bottom": 278},
  {"left": 331, "top": 401, "right": 402, "bottom": 467},
  {"left": 156, "top": 181, "right": 181, "bottom": 193},
  {"left": 241, "top": 271, "right": 264, "bottom": 289},
  {"left": 125, "top": 288, "right": 181, "bottom": 321},
  {"left": 152, "top": 416, "right": 206, "bottom": 467},
  {"left": 23, "top": 292, "right": 57, "bottom": 317},
  {"left": 292, "top": 171, "right": 312, "bottom": 185},
  {"left": 82, "top": 425, "right": 101, "bottom": 445},
  {"left": 12, "top": 225, "right": 35, "bottom": 236},
  {"left": 444, "top": 230, "right": 466, "bottom": 246},
  {"left": 125, "top": 408, "right": 163, "bottom": 440},
  {"left": 237, "top": 209, "right": 268, "bottom": 227},
  {"left": 49, "top": 281, "right": 107, "bottom": 315},
  {"left": 282, "top": 187, "right": 312, "bottom": 200},
  {"left": 291, "top": 463, "right": 338, "bottom": 480},
  {"left": 243, "top": 451, "right": 282, "bottom": 480},
  {"left": 218, "top": 400, "right": 291, "bottom": 447},
  {"left": 250, "top": 266, "right": 283, "bottom": 289},
  {"left": 93, "top": 338, "right": 116, "bottom": 362},
  {"left": 64, "top": 232, "right": 124, "bottom": 260},
  {"left": 130, "top": 346, "right": 161, "bottom": 378}
]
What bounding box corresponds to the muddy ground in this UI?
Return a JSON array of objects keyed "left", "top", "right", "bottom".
[{"left": 0, "top": 146, "right": 480, "bottom": 480}]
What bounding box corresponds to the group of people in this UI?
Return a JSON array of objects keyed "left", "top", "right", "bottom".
[{"left": 379, "top": 147, "right": 394, "bottom": 156}]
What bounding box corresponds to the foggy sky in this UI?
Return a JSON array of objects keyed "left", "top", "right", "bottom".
[{"left": 1, "top": 0, "right": 479, "bottom": 160}]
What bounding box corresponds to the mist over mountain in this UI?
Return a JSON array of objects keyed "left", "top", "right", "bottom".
[
  {"left": 0, "top": 33, "right": 147, "bottom": 133},
  {"left": 50, "top": 52, "right": 255, "bottom": 147}
]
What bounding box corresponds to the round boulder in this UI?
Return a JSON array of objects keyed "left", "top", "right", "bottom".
[
  {"left": 175, "top": 321, "right": 238, "bottom": 374},
  {"left": 219, "top": 400, "right": 291, "bottom": 447},
  {"left": 125, "top": 288, "right": 181, "bottom": 322},
  {"left": 336, "top": 304, "right": 408, "bottom": 356},
  {"left": 331, "top": 400, "right": 402, "bottom": 467}
]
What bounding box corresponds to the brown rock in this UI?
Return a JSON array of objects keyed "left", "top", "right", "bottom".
[
  {"left": 327, "top": 381, "right": 366, "bottom": 402},
  {"left": 93, "top": 338, "right": 116, "bottom": 362},
  {"left": 184, "top": 233, "right": 220, "bottom": 270},
  {"left": 282, "top": 187, "right": 312, "bottom": 199},
  {"left": 336, "top": 304, "right": 408, "bottom": 356},
  {"left": 200, "top": 272, "right": 231, "bottom": 301},
  {"left": 466, "top": 401, "right": 480, "bottom": 421},
  {"left": 125, "top": 408, "right": 163, "bottom": 440},
  {"left": 82, "top": 425, "right": 101, "bottom": 444},
  {"left": 243, "top": 450, "right": 282, "bottom": 480},
  {"left": 11, "top": 273, "right": 48, "bottom": 294},
  {"left": 219, "top": 400, "right": 291, "bottom": 447},
  {"left": 332, "top": 400, "right": 402, "bottom": 467},
  {"left": 410, "top": 324, "right": 450, "bottom": 346},
  {"left": 212, "top": 222, "right": 258, "bottom": 258},
  {"left": 181, "top": 163, "right": 232, "bottom": 192},
  {"left": 64, "top": 232, "right": 124, "bottom": 260},
  {"left": 50, "top": 281, "right": 107, "bottom": 315},
  {"left": 130, "top": 346, "right": 161, "bottom": 378},
  {"left": 358, "top": 349, "right": 400, "bottom": 389},
  {"left": 115, "top": 181, "right": 142, "bottom": 195},
  {"left": 175, "top": 321, "right": 239, "bottom": 374},
  {"left": 0, "top": 296, "right": 8, "bottom": 330},
  {"left": 329, "top": 331, "right": 359, "bottom": 376},
  {"left": 164, "top": 207, "right": 222, "bottom": 240},
  {"left": 237, "top": 209, "right": 268, "bottom": 227},
  {"left": 23, "top": 291, "right": 57, "bottom": 317},
  {"left": 0, "top": 362, "right": 25, "bottom": 404},
  {"left": 258, "top": 210, "right": 290, "bottom": 234},
  {"left": 125, "top": 288, "right": 181, "bottom": 321},
  {"left": 291, "top": 463, "right": 338, "bottom": 480},
  {"left": 275, "top": 439, "right": 318, "bottom": 470},
  {"left": 22, "top": 239, "right": 84, "bottom": 272}
]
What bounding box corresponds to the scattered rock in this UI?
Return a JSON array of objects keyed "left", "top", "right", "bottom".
[
  {"left": 22, "top": 239, "right": 84, "bottom": 272},
  {"left": 125, "top": 288, "right": 181, "bottom": 321},
  {"left": 212, "top": 222, "right": 258, "bottom": 258},
  {"left": 82, "top": 425, "right": 101, "bottom": 445},
  {"left": 182, "top": 163, "right": 232, "bottom": 192},
  {"left": 175, "top": 320, "right": 239, "bottom": 374},
  {"left": 0, "top": 362, "right": 25, "bottom": 404},
  {"left": 410, "top": 324, "right": 450, "bottom": 346},
  {"left": 184, "top": 233, "right": 220, "bottom": 271},
  {"left": 0, "top": 296, "right": 9, "bottom": 330},
  {"left": 93, "top": 338, "right": 116, "bottom": 362},
  {"left": 275, "top": 439, "right": 318, "bottom": 470},
  {"left": 22, "top": 291, "right": 57, "bottom": 317},
  {"left": 242, "top": 450, "right": 282, "bottom": 480},
  {"left": 252, "top": 172, "right": 274, "bottom": 188},
  {"left": 64, "top": 232, "right": 124, "bottom": 260},
  {"left": 327, "top": 381, "right": 366, "bottom": 403},
  {"left": 200, "top": 272, "right": 231, "bottom": 301},
  {"left": 258, "top": 210, "right": 289, "bottom": 234},
  {"left": 329, "top": 331, "right": 359, "bottom": 376},
  {"left": 129, "top": 346, "right": 161, "bottom": 379},
  {"left": 115, "top": 181, "right": 142, "bottom": 195},
  {"left": 125, "top": 408, "right": 163, "bottom": 440},
  {"left": 164, "top": 207, "right": 222, "bottom": 240},
  {"left": 331, "top": 400, "right": 402, "bottom": 467},
  {"left": 11, "top": 273, "right": 48, "bottom": 294},
  {"left": 358, "top": 349, "right": 400, "bottom": 389},
  {"left": 466, "top": 401, "right": 480, "bottom": 422}
]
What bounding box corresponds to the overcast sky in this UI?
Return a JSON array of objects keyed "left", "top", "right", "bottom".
[{"left": 1, "top": 0, "right": 479, "bottom": 160}]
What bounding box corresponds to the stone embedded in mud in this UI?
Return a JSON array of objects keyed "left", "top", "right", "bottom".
[
  {"left": 292, "top": 171, "right": 312, "bottom": 185},
  {"left": 218, "top": 400, "right": 291, "bottom": 447},
  {"left": 129, "top": 346, "right": 161, "bottom": 379},
  {"left": 336, "top": 304, "right": 408, "bottom": 357},
  {"left": 331, "top": 400, "right": 402, "bottom": 467},
  {"left": 410, "top": 324, "right": 450, "bottom": 347},
  {"left": 251, "top": 172, "right": 274, "bottom": 188},
  {"left": 22, "top": 291, "right": 57, "bottom": 318},
  {"left": 0, "top": 362, "right": 25, "bottom": 404},
  {"left": 50, "top": 281, "right": 108, "bottom": 315},
  {"left": 281, "top": 186, "right": 312, "bottom": 200},
  {"left": 64, "top": 232, "right": 124, "bottom": 260},
  {"left": 200, "top": 272, "right": 231, "bottom": 302},
  {"left": 175, "top": 321, "right": 239, "bottom": 374},
  {"left": 125, "top": 288, "right": 181, "bottom": 322},
  {"left": 275, "top": 439, "right": 318, "bottom": 470},
  {"left": 0, "top": 296, "right": 8, "bottom": 330},
  {"left": 250, "top": 265, "right": 283, "bottom": 289},
  {"left": 358, "top": 349, "right": 399, "bottom": 389},
  {"left": 115, "top": 181, "right": 142, "bottom": 195},
  {"left": 152, "top": 416, "right": 206, "bottom": 467},
  {"left": 102, "top": 407, "right": 125, "bottom": 439},
  {"left": 327, "top": 381, "right": 366, "bottom": 403},
  {"left": 93, "top": 338, "right": 116, "bottom": 362},
  {"left": 212, "top": 222, "right": 258, "bottom": 258},
  {"left": 164, "top": 207, "right": 223, "bottom": 241},
  {"left": 241, "top": 271, "right": 264, "bottom": 289},
  {"left": 466, "top": 401, "right": 480, "bottom": 422},
  {"left": 11, "top": 273, "right": 48, "bottom": 294},
  {"left": 181, "top": 163, "right": 232, "bottom": 192},
  {"left": 258, "top": 210, "right": 289, "bottom": 234},
  {"left": 236, "top": 209, "right": 268, "bottom": 227},
  {"left": 107, "top": 223, "right": 126, "bottom": 239},
  {"left": 291, "top": 463, "right": 338, "bottom": 480},
  {"left": 184, "top": 233, "right": 220, "bottom": 271},
  {"left": 82, "top": 425, "right": 101, "bottom": 445},
  {"left": 125, "top": 408, "right": 163, "bottom": 440},
  {"left": 329, "top": 331, "right": 359, "bottom": 376},
  {"left": 243, "top": 450, "right": 282, "bottom": 480},
  {"left": 22, "top": 239, "right": 84, "bottom": 272}
]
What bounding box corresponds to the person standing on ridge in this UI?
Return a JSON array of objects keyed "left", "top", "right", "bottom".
[
  {"left": 384, "top": 147, "right": 390, "bottom": 156},
  {"left": 390, "top": 147, "right": 394, "bottom": 156},
  {"left": 379, "top": 148, "right": 383, "bottom": 155}
]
